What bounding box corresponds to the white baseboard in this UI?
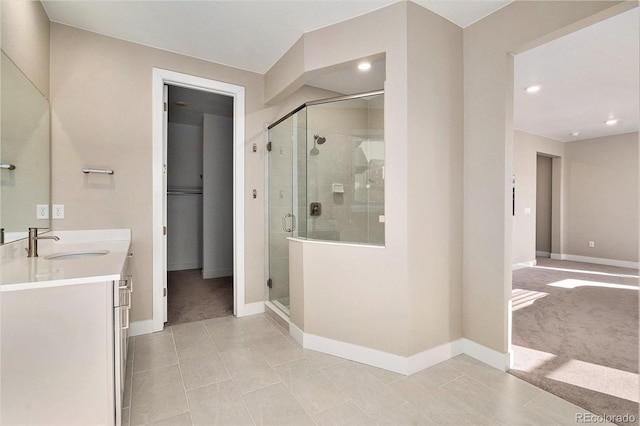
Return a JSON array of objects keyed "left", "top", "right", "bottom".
[
  {"left": 203, "top": 268, "right": 233, "bottom": 279},
  {"left": 167, "top": 261, "right": 202, "bottom": 271},
  {"left": 289, "top": 324, "right": 485, "bottom": 376},
  {"left": 289, "top": 322, "right": 304, "bottom": 346},
  {"left": 462, "top": 338, "right": 511, "bottom": 371},
  {"left": 129, "top": 319, "right": 156, "bottom": 337},
  {"left": 238, "top": 301, "right": 265, "bottom": 317},
  {"left": 550, "top": 253, "right": 639, "bottom": 269},
  {"left": 536, "top": 251, "right": 551, "bottom": 257},
  {"left": 512, "top": 259, "right": 537, "bottom": 270},
  {"left": 407, "top": 340, "right": 464, "bottom": 375},
  {"left": 301, "top": 330, "right": 412, "bottom": 375}
]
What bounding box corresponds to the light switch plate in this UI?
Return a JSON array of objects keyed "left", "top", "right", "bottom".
[{"left": 52, "top": 204, "right": 64, "bottom": 219}]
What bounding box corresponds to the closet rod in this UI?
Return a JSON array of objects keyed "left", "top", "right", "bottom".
[{"left": 167, "top": 190, "right": 203, "bottom": 195}]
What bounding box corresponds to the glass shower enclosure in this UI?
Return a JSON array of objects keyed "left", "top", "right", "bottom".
[{"left": 267, "top": 91, "right": 384, "bottom": 315}]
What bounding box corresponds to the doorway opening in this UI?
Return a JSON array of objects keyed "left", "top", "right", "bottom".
[
  {"left": 535, "top": 154, "right": 552, "bottom": 258},
  {"left": 510, "top": 6, "right": 639, "bottom": 420},
  {"left": 165, "top": 85, "right": 234, "bottom": 326},
  {"left": 151, "top": 68, "right": 246, "bottom": 334}
]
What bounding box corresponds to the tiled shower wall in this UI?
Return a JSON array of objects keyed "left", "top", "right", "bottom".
[{"left": 306, "top": 95, "right": 384, "bottom": 245}]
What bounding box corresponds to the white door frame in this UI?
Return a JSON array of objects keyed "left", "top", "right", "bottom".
[{"left": 152, "top": 68, "right": 246, "bottom": 332}]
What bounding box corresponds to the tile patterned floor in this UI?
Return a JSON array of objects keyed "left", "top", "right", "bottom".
[{"left": 122, "top": 313, "right": 605, "bottom": 426}]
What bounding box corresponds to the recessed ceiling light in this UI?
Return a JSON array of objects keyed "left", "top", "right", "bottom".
[
  {"left": 358, "top": 62, "right": 371, "bottom": 71},
  {"left": 605, "top": 118, "right": 619, "bottom": 126},
  {"left": 570, "top": 131, "right": 580, "bottom": 137},
  {"left": 525, "top": 85, "right": 541, "bottom": 93}
]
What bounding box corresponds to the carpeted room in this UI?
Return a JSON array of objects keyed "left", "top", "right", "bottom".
[
  {"left": 510, "top": 8, "right": 639, "bottom": 425},
  {"left": 511, "top": 259, "right": 639, "bottom": 426}
]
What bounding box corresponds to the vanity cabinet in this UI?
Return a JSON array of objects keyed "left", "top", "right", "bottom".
[
  {"left": 1, "top": 256, "right": 132, "bottom": 426},
  {"left": 115, "top": 255, "right": 133, "bottom": 425}
]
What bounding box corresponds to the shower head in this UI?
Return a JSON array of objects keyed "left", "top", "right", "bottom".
[{"left": 314, "top": 135, "right": 326, "bottom": 145}]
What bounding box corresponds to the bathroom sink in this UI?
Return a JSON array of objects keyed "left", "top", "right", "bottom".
[{"left": 45, "top": 250, "right": 110, "bottom": 260}]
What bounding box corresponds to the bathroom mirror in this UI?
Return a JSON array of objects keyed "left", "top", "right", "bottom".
[{"left": 0, "top": 51, "right": 51, "bottom": 244}]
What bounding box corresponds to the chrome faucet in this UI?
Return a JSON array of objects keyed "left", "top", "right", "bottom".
[{"left": 27, "top": 227, "right": 60, "bottom": 258}]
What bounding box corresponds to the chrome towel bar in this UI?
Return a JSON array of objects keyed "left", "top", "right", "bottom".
[{"left": 83, "top": 168, "right": 114, "bottom": 175}]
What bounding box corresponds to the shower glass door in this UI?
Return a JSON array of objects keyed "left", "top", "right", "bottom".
[{"left": 267, "top": 109, "right": 306, "bottom": 315}]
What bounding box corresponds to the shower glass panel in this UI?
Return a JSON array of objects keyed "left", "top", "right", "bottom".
[
  {"left": 268, "top": 109, "right": 306, "bottom": 314},
  {"left": 305, "top": 93, "right": 384, "bottom": 245},
  {"left": 267, "top": 91, "right": 383, "bottom": 316}
]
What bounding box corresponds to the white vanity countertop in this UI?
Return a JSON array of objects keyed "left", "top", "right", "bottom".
[{"left": 0, "top": 229, "right": 131, "bottom": 292}]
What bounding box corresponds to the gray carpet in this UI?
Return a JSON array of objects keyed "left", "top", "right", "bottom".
[
  {"left": 511, "top": 258, "right": 639, "bottom": 426},
  {"left": 166, "top": 269, "right": 233, "bottom": 326}
]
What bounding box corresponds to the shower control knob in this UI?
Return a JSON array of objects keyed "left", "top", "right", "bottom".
[{"left": 310, "top": 202, "right": 321, "bottom": 216}]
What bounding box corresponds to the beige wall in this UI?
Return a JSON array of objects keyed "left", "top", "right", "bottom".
[
  {"left": 564, "top": 132, "right": 639, "bottom": 262},
  {"left": 271, "top": 1, "right": 463, "bottom": 357},
  {"left": 49, "top": 21, "right": 343, "bottom": 323},
  {"left": 512, "top": 130, "right": 638, "bottom": 266},
  {"left": 512, "top": 131, "right": 564, "bottom": 264},
  {"left": 264, "top": 37, "right": 305, "bottom": 104},
  {"left": 274, "top": 2, "right": 412, "bottom": 356},
  {"left": 406, "top": 1, "right": 463, "bottom": 355},
  {"left": 463, "top": 1, "right": 632, "bottom": 355},
  {"left": 50, "top": 23, "right": 266, "bottom": 321},
  {"left": 1, "top": 0, "right": 50, "bottom": 97}
]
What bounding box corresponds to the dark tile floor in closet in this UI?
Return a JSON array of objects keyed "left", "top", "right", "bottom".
[{"left": 166, "top": 269, "right": 233, "bottom": 326}]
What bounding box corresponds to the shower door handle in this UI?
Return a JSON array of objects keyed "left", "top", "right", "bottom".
[{"left": 282, "top": 213, "right": 294, "bottom": 233}]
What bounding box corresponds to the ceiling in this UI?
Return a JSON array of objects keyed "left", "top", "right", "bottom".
[
  {"left": 42, "top": 1, "right": 638, "bottom": 142},
  {"left": 168, "top": 85, "right": 233, "bottom": 126},
  {"left": 41, "top": 0, "right": 512, "bottom": 74},
  {"left": 514, "top": 7, "right": 638, "bottom": 142}
]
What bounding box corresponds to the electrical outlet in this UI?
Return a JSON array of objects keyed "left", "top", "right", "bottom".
[
  {"left": 52, "top": 204, "right": 65, "bottom": 219},
  {"left": 588, "top": 241, "right": 595, "bottom": 248},
  {"left": 36, "top": 204, "right": 49, "bottom": 219}
]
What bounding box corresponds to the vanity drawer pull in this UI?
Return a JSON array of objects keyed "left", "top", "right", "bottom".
[
  {"left": 118, "top": 275, "right": 133, "bottom": 291},
  {"left": 117, "top": 305, "right": 130, "bottom": 330}
]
